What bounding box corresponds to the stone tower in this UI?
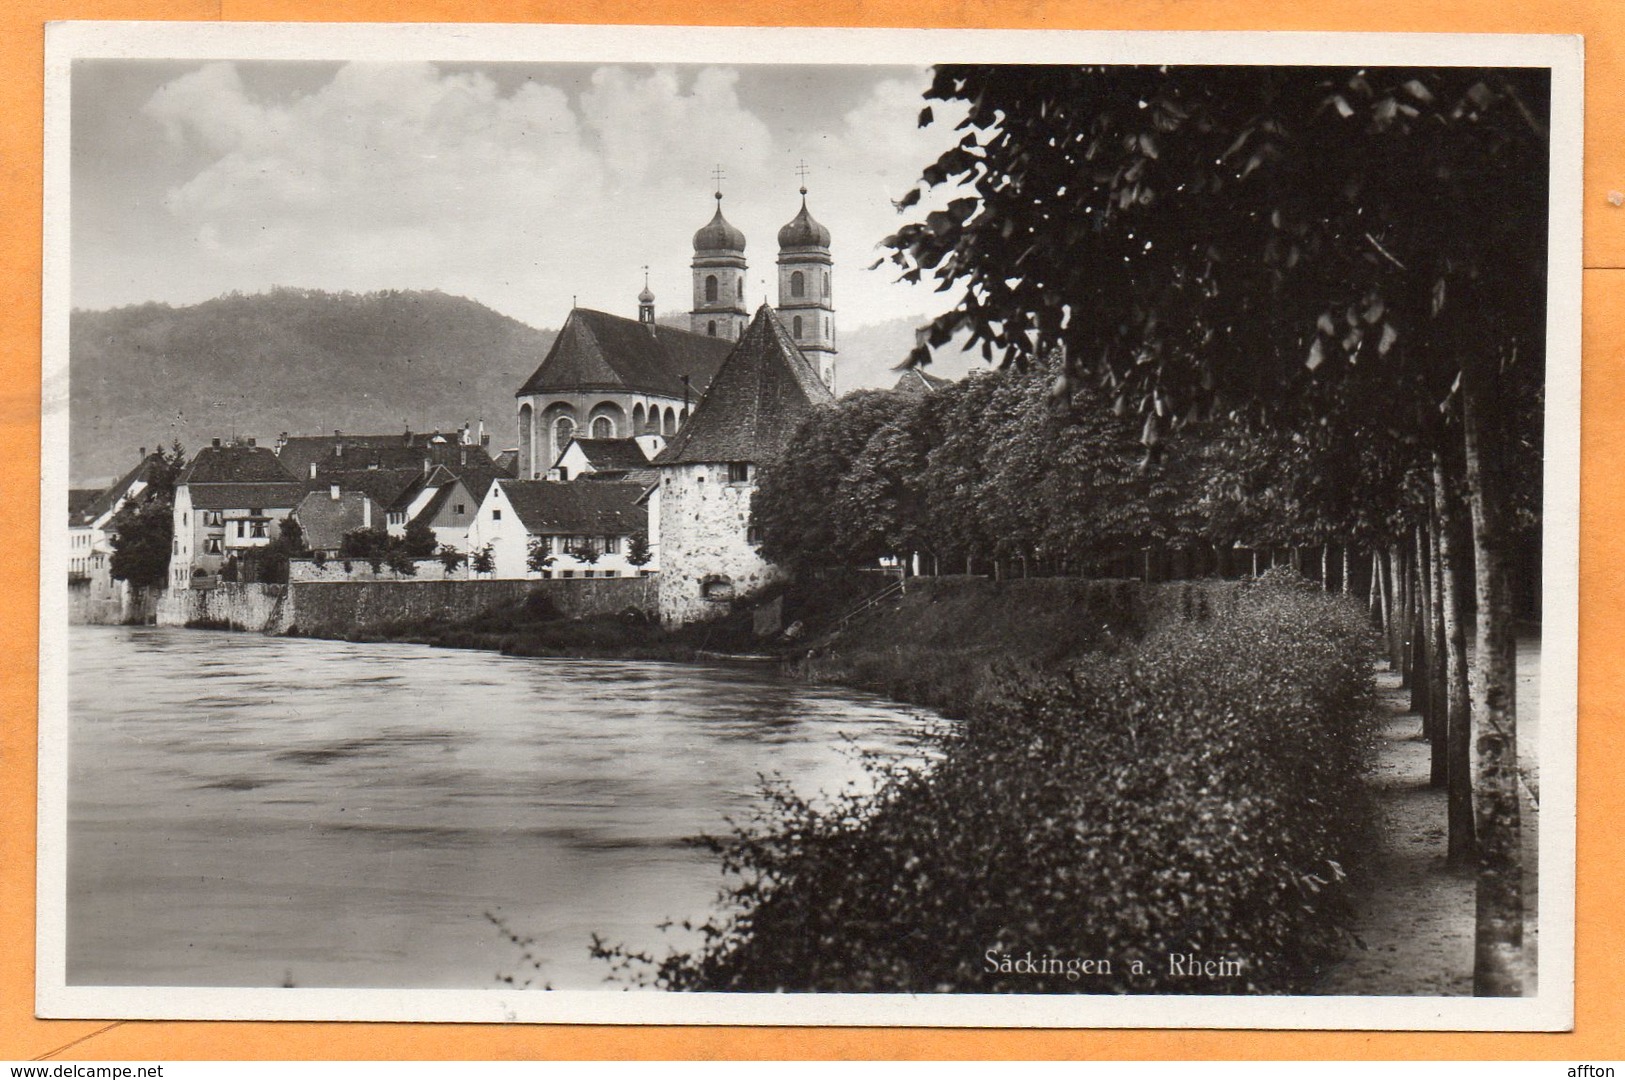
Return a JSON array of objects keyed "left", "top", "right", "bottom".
[
  {"left": 690, "top": 189, "right": 749, "bottom": 342},
  {"left": 775, "top": 184, "right": 835, "bottom": 392}
]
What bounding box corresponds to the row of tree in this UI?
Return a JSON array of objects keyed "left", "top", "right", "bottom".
[{"left": 873, "top": 64, "right": 1548, "bottom": 995}]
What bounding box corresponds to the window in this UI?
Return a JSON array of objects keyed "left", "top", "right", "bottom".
[
  {"left": 250, "top": 521, "right": 268, "bottom": 539},
  {"left": 603, "top": 536, "right": 620, "bottom": 554},
  {"left": 707, "top": 320, "right": 717, "bottom": 337},
  {"left": 727, "top": 462, "right": 750, "bottom": 483},
  {"left": 793, "top": 315, "right": 803, "bottom": 338},
  {"left": 747, "top": 525, "right": 764, "bottom": 545},
  {"left": 204, "top": 537, "right": 223, "bottom": 555},
  {"left": 737, "top": 279, "right": 744, "bottom": 299},
  {"left": 182, "top": 512, "right": 188, "bottom": 527},
  {"left": 823, "top": 271, "right": 830, "bottom": 298},
  {"left": 592, "top": 416, "right": 613, "bottom": 439},
  {"left": 205, "top": 511, "right": 223, "bottom": 527},
  {"left": 388, "top": 511, "right": 405, "bottom": 526},
  {"left": 455, "top": 504, "right": 466, "bottom": 515},
  {"left": 561, "top": 569, "right": 575, "bottom": 579},
  {"left": 705, "top": 275, "right": 718, "bottom": 302},
  {"left": 791, "top": 270, "right": 805, "bottom": 298},
  {"left": 554, "top": 417, "right": 575, "bottom": 453},
  {"left": 236, "top": 522, "right": 245, "bottom": 538},
  {"left": 492, "top": 509, "right": 502, "bottom": 521}
]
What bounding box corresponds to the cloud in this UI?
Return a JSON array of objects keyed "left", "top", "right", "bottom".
[{"left": 127, "top": 61, "right": 973, "bottom": 333}]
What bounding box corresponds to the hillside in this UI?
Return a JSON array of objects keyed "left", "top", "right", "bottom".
[
  {"left": 835, "top": 314, "right": 986, "bottom": 392},
  {"left": 70, "top": 289, "right": 556, "bottom": 486}
]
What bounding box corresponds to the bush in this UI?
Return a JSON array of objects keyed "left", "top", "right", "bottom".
[{"left": 605, "top": 577, "right": 1379, "bottom": 993}]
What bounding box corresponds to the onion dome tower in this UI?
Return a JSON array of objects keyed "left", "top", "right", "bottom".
[
  {"left": 776, "top": 172, "right": 836, "bottom": 392},
  {"left": 638, "top": 267, "right": 657, "bottom": 330},
  {"left": 690, "top": 177, "right": 749, "bottom": 342}
]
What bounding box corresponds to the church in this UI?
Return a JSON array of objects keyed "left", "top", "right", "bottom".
[
  {"left": 513, "top": 184, "right": 838, "bottom": 481},
  {"left": 511, "top": 183, "right": 841, "bottom": 625}
]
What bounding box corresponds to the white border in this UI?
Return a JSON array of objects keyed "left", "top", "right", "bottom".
[{"left": 37, "top": 21, "right": 1583, "bottom": 1031}]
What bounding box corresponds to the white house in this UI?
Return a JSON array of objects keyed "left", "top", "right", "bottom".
[
  {"left": 169, "top": 441, "right": 304, "bottom": 590},
  {"left": 465, "top": 478, "right": 654, "bottom": 580}
]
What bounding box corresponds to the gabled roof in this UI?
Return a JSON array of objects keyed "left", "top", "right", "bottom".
[
  {"left": 180, "top": 445, "right": 297, "bottom": 486},
  {"left": 304, "top": 468, "right": 425, "bottom": 511},
  {"left": 656, "top": 304, "right": 834, "bottom": 466},
  {"left": 516, "top": 308, "right": 733, "bottom": 400},
  {"left": 893, "top": 368, "right": 954, "bottom": 396},
  {"left": 71, "top": 451, "right": 163, "bottom": 527},
  {"left": 495, "top": 480, "right": 648, "bottom": 536},
  {"left": 493, "top": 449, "right": 519, "bottom": 477},
  {"left": 293, "top": 490, "right": 380, "bottom": 552},
  {"left": 276, "top": 431, "right": 473, "bottom": 479},
  {"left": 188, "top": 483, "right": 306, "bottom": 511},
  {"left": 563, "top": 437, "right": 655, "bottom": 473},
  {"left": 179, "top": 446, "right": 303, "bottom": 509}
]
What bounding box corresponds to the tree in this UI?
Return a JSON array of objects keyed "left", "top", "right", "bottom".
[
  {"left": 471, "top": 543, "right": 496, "bottom": 577},
  {"left": 886, "top": 65, "right": 1548, "bottom": 994},
  {"left": 400, "top": 518, "right": 437, "bottom": 558},
  {"left": 528, "top": 536, "right": 556, "bottom": 575},
  {"left": 109, "top": 442, "right": 186, "bottom": 590},
  {"left": 626, "top": 532, "right": 653, "bottom": 569},
  {"left": 565, "top": 540, "right": 601, "bottom": 567},
  {"left": 339, "top": 526, "right": 391, "bottom": 573},
  {"left": 438, "top": 544, "right": 466, "bottom": 574}
]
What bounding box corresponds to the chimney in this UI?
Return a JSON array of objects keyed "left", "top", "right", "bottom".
[
  {"left": 212, "top": 438, "right": 221, "bottom": 449},
  {"left": 460, "top": 447, "right": 468, "bottom": 467},
  {"left": 139, "top": 447, "right": 147, "bottom": 460},
  {"left": 309, "top": 462, "right": 318, "bottom": 480},
  {"left": 330, "top": 483, "right": 340, "bottom": 501},
  {"left": 481, "top": 434, "right": 490, "bottom": 448},
  {"left": 246, "top": 437, "right": 256, "bottom": 447},
  {"left": 423, "top": 457, "right": 430, "bottom": 476},
  {"left": 362, "top": 500, "right": 372, "bottom": 529}
]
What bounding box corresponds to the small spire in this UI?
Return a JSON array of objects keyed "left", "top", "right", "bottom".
[{"left": 711, "top": 164, "right": 726, "bottom": 202}]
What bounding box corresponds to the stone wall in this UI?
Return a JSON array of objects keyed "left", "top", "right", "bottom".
[
  {"left": 156, "top": 583, "right": 290, "bottom": 632},
  {"left": 289, "top": 557, "right": 464, "bottom": 583},
  {"left": 68, "top": 579, "right": 159, "bottom": 625},
  {"left": 287, "top": 576, "right": 657, "bottom": 636}
]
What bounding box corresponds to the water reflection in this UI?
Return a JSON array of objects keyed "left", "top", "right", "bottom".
[{"left": 67, "top": 626, "right": 931, "bottom": 989}]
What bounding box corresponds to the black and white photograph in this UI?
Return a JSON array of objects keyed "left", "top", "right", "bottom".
[{"left": 37, "top": 24, "right": 1579, "bottom": 1029}]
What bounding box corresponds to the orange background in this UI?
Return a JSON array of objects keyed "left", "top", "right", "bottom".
[{"left": 3, "top": 0, "right": 1621, "bottom": 1062}]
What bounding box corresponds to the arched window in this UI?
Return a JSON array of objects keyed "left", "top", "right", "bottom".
[
  {"left": 592, "top": 416, "right": 613, "bottom": 439},
  {"left": 705, "top": 275, "right": 718, "bottom": 302},
  {"left": 679, "top": 407, "right": 688, "bottom": 425},
  {"left": 554, "top": 417, "right": 575, "bottom": 458},
  {"left": 823, "top": 271, "right": 830, "bottom": 298},
  {"left": 518, "top": 403, "right": 534, "bottom": 477},
  {"left": 737, "top": 278, "right": 744, "bottom": 299},
  {"left": 663, "top": 408, "right": 676, "bottom": 436},
  {"left": 791, "top": 270, "right": 805, "bottom": 298},
  {"left": 793, "top": 315, "right": 803, "bottom": 338},
  {"left": 707, "top": 320, "right": 717, "bottom": 337},
  {"left": 632, "top": 403, "right": 645, "bottom": 433}
]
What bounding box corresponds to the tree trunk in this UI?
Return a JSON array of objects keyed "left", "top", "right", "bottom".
[
  {"left": 1374, "top": 548, "right": 1391, "bottom": 643},
  {"left": 1342, "top": 545, "right": 1352, "bottom": 595},
  {"left": 1463, "top": 369, "right": 1523, "bottom": 997},
  {"left": 1419, "top": 521, "right": 1447, "bottom": 787},
  {"left": 1434, "top": 455, "right": 1477, "bottom": 866}
]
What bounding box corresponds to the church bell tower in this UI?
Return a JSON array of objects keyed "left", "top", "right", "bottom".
[
  {"left": 690, "top": 172, "right": 749, "bottom": 341},
  {"left": 775, "top": 168, "right": 836, "bottom": 392}
]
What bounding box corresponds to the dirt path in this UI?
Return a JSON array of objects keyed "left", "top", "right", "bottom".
[{"left": 1314, "top": 652, "right": 1541, "bottom": 996}]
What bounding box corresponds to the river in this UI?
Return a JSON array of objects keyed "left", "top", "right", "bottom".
[{"left": 66, "top": 626, "right": 935, "bottom": 989}]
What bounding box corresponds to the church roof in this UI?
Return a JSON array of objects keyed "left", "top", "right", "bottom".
[
  {"left": 693, "top": 200, "right": 747, "bottom": 253},
  {"left": 778, "top": 194, "right": 831, "bottom": 250},
  {"left": 657, "top": 304, "right": 834, "bottom": 466},
  {"left": 515, "top": 308, "right": 733, "bottom": 400},
  {"left": 497, "top": 479, "right": 648, "bottom": 536}
]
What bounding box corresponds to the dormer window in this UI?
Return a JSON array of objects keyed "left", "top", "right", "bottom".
[{"left": 727, "top": 462, "right": 750, "bottom": 483}]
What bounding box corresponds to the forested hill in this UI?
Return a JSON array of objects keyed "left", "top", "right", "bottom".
[{"left": 69, "top": 289, "right": 557, "bottom": 486}]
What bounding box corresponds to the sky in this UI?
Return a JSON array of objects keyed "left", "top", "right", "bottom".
[{"left": 71, "top": 59, "right": 972, "bottom": 333}]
